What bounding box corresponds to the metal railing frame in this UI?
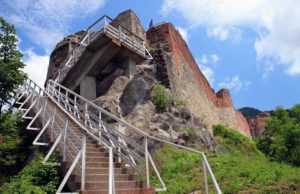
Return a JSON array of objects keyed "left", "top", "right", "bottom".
[
  {"left": 16, "top": 77, "right": 221, "bottom": 193},
  {"left": 45, "top": 79, "right": 222, "bottom": 194},
  {"left": 53, "top": 15, "right": 152, "bottom": 83},
  {"left": 14, "top": 79, "right": 116, "bottom": 194}
]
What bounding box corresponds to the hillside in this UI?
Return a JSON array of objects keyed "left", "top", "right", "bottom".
[
  {"left": 151, "top": 125, "right": 300, "bottom": 193},
  {"left": 239, "top": 107, "right": 263, "bottom": 118}
]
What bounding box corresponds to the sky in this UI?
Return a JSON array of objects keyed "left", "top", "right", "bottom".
[{"left": 1, "top": 0, "right": 299, "bottom": 111}]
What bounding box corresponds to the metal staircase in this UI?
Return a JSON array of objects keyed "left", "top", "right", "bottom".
[{"left": 14, "top": 78, "right": 222, "bottom": 194}]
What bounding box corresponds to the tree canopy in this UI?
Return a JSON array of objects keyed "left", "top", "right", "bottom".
[
  {"left": 0, "top": 16, "right": 26, "bottom": 113},
  {"left": 256, "top": 104, "right": 300, "bottom": 166}
]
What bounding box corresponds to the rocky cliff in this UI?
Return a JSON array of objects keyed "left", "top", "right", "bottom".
[
  {"left": 247, "top": 112, "right": 270, "bottom": 138},
  {"left": 146, "top": 22, "right": 251, "bottom": 137}
]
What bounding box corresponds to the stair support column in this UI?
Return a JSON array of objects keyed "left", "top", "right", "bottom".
[{"left": 145, "top": 137, "right": 150, "bottom": 188}]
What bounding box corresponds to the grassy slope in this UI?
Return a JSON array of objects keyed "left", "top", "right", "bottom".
[{"left": 151, "top": 126, "right": 300, "bottom": 194}]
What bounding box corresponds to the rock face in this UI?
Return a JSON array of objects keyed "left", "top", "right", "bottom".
[
  {"left": 146, "top": 22, "right": 251, "bottom": 137},
  {"left": 46, "top": 30, "right": 87, "bottom": 81},
  {"left": 247, "top": 112, "right": 270, "bottom": 138}
]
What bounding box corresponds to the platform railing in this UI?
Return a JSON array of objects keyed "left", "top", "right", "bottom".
[{"left": 54, "top": 15, "right": 152, "bottom": 83}]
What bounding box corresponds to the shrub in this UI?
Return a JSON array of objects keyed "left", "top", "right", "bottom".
[
  {"left": 180, "top": 127, "right": 197, "bottom": 141},
  {"left": 174, "top": 99, "right": 185, "bottom": 106},
  {"left": 0, "top": 111, "right": 30, "bottom": 174},
  {"left": 213, "top": 124, "right": 258, "bottom": 155},
  {"left": 0, "top": 153, "right": 60, "bottom": 194},
  {"left": 256, "top": 105, "right": 300, "bottom": 166},
  {"left": 153, "top": 84, "right": 171, "bottom": 110}
]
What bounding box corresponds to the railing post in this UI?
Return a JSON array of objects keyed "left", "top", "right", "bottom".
[
  {"left": 58, "top": 86, "right": 61, "bottom": 103},
  {"left": 63, "top": 119, "right": 69, "bottom": 161},
  {"left": 145, "top": 137, "right": 150, "bottom": 188},
  {"left": 84, "top": 103, "right": 88, "bottom": 126},
  {"left": 202, "top": 158, "right": 208, "bottom": 194},
  {"left": 81, "top": 135, "right": 86, "bottom": 191},
  {"left": 50, "top": 107, "right": 57, "bottom": 141},
  {"left": 118, "top": 26, "right": 121, "bottom": 41},
  {"left": 42, "top": 97, "right": 48, "bottom": 126},
  {"left": 65, "top": 90, "right": 68, "bottom": 110},
  {"left": 109, "top": 147, "right": 115, "bottom": 194},
  {"left": 118, "top": 122, "right": 122, "bottom": 163}
]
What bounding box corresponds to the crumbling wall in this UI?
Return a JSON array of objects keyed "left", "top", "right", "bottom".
[
  {"left": 247, "top": 112, "right": 270, "bottom": 138},
  {"left": 147, "top": 22, "right": 251, "bottom": 137},
  {"left": 110, "top": 9, "right": 146, "bottom": 41},
  {"left": 46, "top": 31, "right": 87, "bottom": 82}
]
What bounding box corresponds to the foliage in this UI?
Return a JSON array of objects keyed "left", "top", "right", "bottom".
[
  {"left": 179, "top": 127, "right": 197, "bottom": 141},
  {"left": 239, "top": 107, "right": 262, "bottom": 118},
  {"left": 174, "top": 99, "right": 185, "bottom": 106},
  {"left": 153, "top": 84, "right": 171, "bottom": 110},
  {"left": 256, "top": 105, "right": 300, "bottom": 166},
  {"left": 0, "top": 16, "right": 26, "bottom": 113},
  {"left": 0, "top": 111, "right": 29, "bottom": 172},
  {"left": 213, "top": 124, "right": 258, "bottom": 155},
  {"left": 151, "top": 125, "right": 300, "bottom": 194},
  {"left": 0, "top": 153, "right": 60, "bottom": 194}
]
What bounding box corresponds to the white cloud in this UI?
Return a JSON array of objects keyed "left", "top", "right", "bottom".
[
  {"left": 23, "top": 49, "right": 49, "bottom": 88},
  {"left": 161, "top": 0, "right": 300, "bottom": 76},
  {"left": 207, "top": 26, "right": 229, "bottom": 41},
  {"left": 218, "top": 75, "right": 251, "bottom": 91},
  {"left": 2, "top": 0, "right": 106, "bottom": 53},
  {"left": 211, "top": 54, "right": 221, "bottom": 64},
  {"left": 176, "top": 26, "right": 189, "bottom": 42}
]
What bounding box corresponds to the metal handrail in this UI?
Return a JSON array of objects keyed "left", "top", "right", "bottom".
[
  {"left": 17, "top": 77, "right": 221, "bottom": 193},
  {"left": 53, "top": 15, "right": 152, "bottom": 83},
  {"left": 46, "top": 79, "right": 221, "bottom": 193}
]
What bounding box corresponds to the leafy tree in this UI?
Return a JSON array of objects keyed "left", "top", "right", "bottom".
[
  {"left": 239, "top": 107, "right": 262, "bottom": 118},
  {"left": 0, "top": 16, "right": 26, "bottom": 114},
  {"left": 256, "top": 105, "right": 300, "bottom": 166},
  {"left": 0, "top": 111, "right": 29, "bottom": 175},
  {"left": 0, "top": 154, "right": 60, "bottom": 194}
]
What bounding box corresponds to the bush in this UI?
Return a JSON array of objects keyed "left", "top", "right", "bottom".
[
  {"left": 153, "top": 84, "right": 171, "bottom": 110},
  {"left": 256, "top": 105, "right": 300, "bottom": 166},
  {"left": 0, "top": 153, "right": 60, "bottom": 194},
  {"left": 180, "top": 127, "right": 197, "bottom": 141},
  {"left": 213, "top": 124, "right": 258, "bottom": 155},
  {"left": 0, "top": 111, "right": 30, "bottom": 174}
]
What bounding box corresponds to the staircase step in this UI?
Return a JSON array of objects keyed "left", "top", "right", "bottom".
[
  {"left": 85, "top": 167, "right": 127, "bottom": 174},
  {"left": 86, "top": 162, "right": 121, "bottom": 168},
  {"left": 84, "top": 180, "right": 143, "bottom": 190},
  {"left": 81, "top": 188, "right": 155, "bottom": 194},
  {"left": 75, "top": 174, "right": 135, "bottom": 182}
]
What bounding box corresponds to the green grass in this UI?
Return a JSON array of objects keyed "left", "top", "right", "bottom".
[{"left": 150, "top": 125, "right": 300, "bottom": 193}]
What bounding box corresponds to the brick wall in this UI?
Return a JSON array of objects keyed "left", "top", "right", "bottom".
[{"left": 147, "top": 22, "right": 251, "bottom": 137}]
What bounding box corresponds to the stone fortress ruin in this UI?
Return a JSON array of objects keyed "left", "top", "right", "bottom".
[{"left": 46, "top": 9, "right": 251, "bottom": 139}]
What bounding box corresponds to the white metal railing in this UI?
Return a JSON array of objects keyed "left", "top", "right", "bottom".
[
  {"left": 15, "top": 77, "right": 221, "bottom": 193},
  {"left": 14, "top": 78, "right": 116, "bottom": 194},
  {"left": 53, "top": 15, "right": 152, "bottom": 83},
  {"left": 45, "top": 79, "right": 222, "bottom": 194}
]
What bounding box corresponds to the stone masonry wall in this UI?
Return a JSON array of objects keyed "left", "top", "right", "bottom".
[
  {"left": 147, "top": 22, "right": 251, "bottom": 137},
  {"left": 111, "top": 9, "right": 146, "bottom": 42}
]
